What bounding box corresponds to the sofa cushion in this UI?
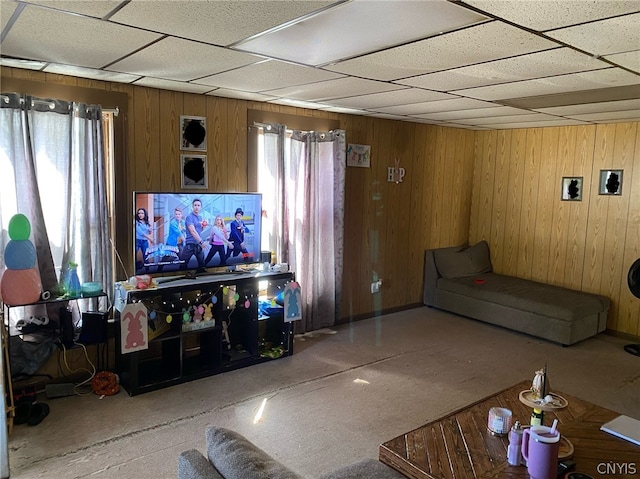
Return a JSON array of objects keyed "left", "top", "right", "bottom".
[
  {"left": 434, "top": 241, "right": 492, "bottom": 279},
  {"left": 437, "top": 273, "right": 609, "bottom": 321},
  {"left": 319, "top": 458, "right": 405, "bottom": 479},
  {"left": 178, "top": 449, "right": 223, "bottom": 479},
  {"left": 206, "top": 426, "right": 303, "bottom": 479}
]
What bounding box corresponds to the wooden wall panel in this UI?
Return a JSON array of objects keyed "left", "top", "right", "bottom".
[
  {"left": 470, "top": 122, "right": 640, "bottom": 336},
  {"left": 562, "top": 127, "right": 594, "bottom": 290},
  {"left": 490, "top": 131, "right": 511, "bottom": 270},
  {"left": 547, "top": 127, "right": 574, "bottom": 286},
  {"left": 618, "top": 126, "right": 640, "bottom": 335},
  {"left": 532, "top": 127, "right": 559, "bottom": 283}
]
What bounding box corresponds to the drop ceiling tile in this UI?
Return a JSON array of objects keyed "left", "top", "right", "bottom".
[
  {"left": 374, "top": 98, "right": 498, "bottom": 115},
  {"left": 0, "top": 57, "right": 47, "bottom": 71},
  {"left": 325, "top": 21, "right": 559, "bottom": 81},
  {"left": 111, "top": 0, "right": 336, "bottom": 46},
  {"left": 604, "top": 50, "right": 640, "bottom": 73},
  {"left": 44, "top": 63, "right": 141, "bottom": 83},
  {"left": 194, "top": 60, "right": 344, "bottom": 91},
  {"left": 425, "top": 106, "right": 534, "bottom": 121},
  {"left": 567, "top": 110, "right": 640, "bottom": 122},
  {"left": 453, "top": 113, "right": 562, "bottom": 126},
  {"left": 264, "top": 77, "right": 404, "bottom": 102},
  {"left": 235, "top": 0, "right": 487, "bottom": 66},
  {"left": 323, "top": 88, "right": 454, "bottom": 109},
  {"left": 319, "top": 105, "right": 371, "bottom": 116},
  {"left": 547, "top": 13, "right": 640, "bottom": 57},
  {"left": 368, "top": 113, "right": 424, "bottom": 122},
  {"left": 457, "top": 68, "right": 640, "bottom": 101},
  {"left": 1, "top": 1, "right": 17, "bottom": 31},
  {"left": 21, "top": 0, "right": 124, "bottom": 18},
  {"left": 267, "top": 98, "right": 333, "bottom": 110},
  {"left": 1, "top": 4, "right": 161, "bottom": 68},
  {"left": 441, "top": 122, "right": 493, "bottom": 130},
  {"left": 397, "top": 48, "right": 608, "bottom": 91},
  {"left": 481, "top": 119, "right": 589, "bottom": 129},
  {"left": 133, "top": 77, "right": 214, "bottom": 94},
  {"left": 206, "top": 89, "right": 277, "bottom": 102},
  {"left": 535, "top": 99, "right": 640, "bottom": 115},
  {"left": 107, "top": 37, "right": 261, "bottom": 82},
  {"left": 463, "top": 0, "right": 640, "bottom": 31}
]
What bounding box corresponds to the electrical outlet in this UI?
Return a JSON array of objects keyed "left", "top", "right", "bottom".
[{"left": 371, "top": 280, "right": 382, "bottom": 294}]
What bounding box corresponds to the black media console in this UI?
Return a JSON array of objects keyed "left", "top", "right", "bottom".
[{"left": 115, "top": 271, "right": 295, "bottom": 395}]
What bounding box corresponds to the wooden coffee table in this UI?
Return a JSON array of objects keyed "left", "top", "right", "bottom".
[{"left": 379, "top": 380, "right": 638, "bottom": 479}]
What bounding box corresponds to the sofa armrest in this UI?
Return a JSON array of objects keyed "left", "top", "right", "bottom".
[
  {"left": 178, "top": 449, "right": 223, "bottom": 479},
  {"left": 206, "top": 426, "right": 303, "bottom": 479}
]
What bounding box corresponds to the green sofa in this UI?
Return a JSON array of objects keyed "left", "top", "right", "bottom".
[
  {"left": 178, "top": 426, "right": 404, "bottom": 479},
  {"left": 424, "top": 241, "right": 610, "bottom": 345}
]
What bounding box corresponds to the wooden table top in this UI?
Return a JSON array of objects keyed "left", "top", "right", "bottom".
[{"left": 379, "top": 380, "right": 638, "bottom": 479}]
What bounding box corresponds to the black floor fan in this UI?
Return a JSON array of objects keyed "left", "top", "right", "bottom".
[{"left": 625, "top": 258, "right": 640, "bottom": 356}]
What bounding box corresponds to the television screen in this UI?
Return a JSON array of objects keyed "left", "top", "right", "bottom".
[{"left": 134, "top": 192, "right": 262, "bottom": 275}]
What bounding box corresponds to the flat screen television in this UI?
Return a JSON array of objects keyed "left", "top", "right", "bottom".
[{"left": 133, "top": 192, "right": 262, "bottom": 276}]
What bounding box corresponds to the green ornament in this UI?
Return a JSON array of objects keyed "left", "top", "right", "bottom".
[{"left": 8, "top": 214, "right": 31, "bottom": 241}]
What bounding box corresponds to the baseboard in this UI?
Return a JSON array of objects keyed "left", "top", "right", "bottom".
[
  {"left": 337, "top": 303, "right": 423, "bottom": 325},
  {"left": 603, "top": 329, "right": 640, "bottom": 342}
]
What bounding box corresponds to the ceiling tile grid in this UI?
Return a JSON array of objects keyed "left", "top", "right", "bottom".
[{"left": 0, "top": 0, "right": 637, "bottom": 130}]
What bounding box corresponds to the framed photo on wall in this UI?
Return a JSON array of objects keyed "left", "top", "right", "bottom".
[
  {"left": 181, "top": 154, "right": 208, "bottom": 189},
  {"left": 599, "top": 169, "right": 623, "bottom": 195},
  {"left": 561, "top": 177, "right": 583, "bottom": 201},
  {"left": 180, "top": 115, "right": 207, "bottom": 151}
]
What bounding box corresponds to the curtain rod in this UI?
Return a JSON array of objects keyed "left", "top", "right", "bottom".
[{"left": 1, "top": 94, "right": 118, "bottom": 116}]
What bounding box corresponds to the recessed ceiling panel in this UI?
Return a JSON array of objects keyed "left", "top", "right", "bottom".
[
  {"left": 111, "top": 0, "right": 336, "bottom": 46},
  {"left": 463, "top": 0, "right": 640, "bottom": 31},
  {"left": 20, "top": 0, "right": 124, "bottom": 18},
  {"left": 133, "top": 77, "right": 214, "bottom": 94},
  {"left": 194, "top": 60, "right": 344, "bottom": 91},
  {"left": 605, "top": 51, "right": 640, "bottom": 73},
  {"left": 397, "top": 48, "right": 608, "bottom": 91},
  {"left": 44, "top": 63, "right": 141, "bottom": 83},
  {"left": 326, "top": 21, "right": 559, "bottom": 81},
  {"left": 264, "top": 77, "right": 405, "bottom": 101},
  {"left": 481, "top": 119, "right": 588, "bottom": 129},
  {"left": 547, "top": 13, "right": 640, "bottom": 57},
  {"left": 425, "top": 106, "right": 533, "bottom": 121},
  {"left": 374, "top": 98, "right": 497, "bottom": 115},
  {"left": 1, "top": 4, "right": 161, "bottom": 68},
  {"left": 535, "top": 99, "right": 640, "bottom": 115},
  {"left": 324, "top": 88, "right": 454, "bottom": 109},
  {"left": 457, "top": 68, "right": 640, "bottom": 101},
  {"left": 1, "top": 1, "right": 17, "bottom": 31},
  {"left": 566, "top": 110, "right": 640, "bottom": 122},
  {"left": 0, "top": 57, "right": 47, "bottom": 71},
  {"left": 206, "top": 89, "right": 278, "bottom": 102},
  {"left": 454, "top": 113, "right": 562, "bottom": 125},
  {"left": 107, "top": 37, "right": 261, "bottom": 82},
  {"left": 234, "top": 0, "right": 487, "bottom": 66}
]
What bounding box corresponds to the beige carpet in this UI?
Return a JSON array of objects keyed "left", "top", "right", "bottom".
[{"left": 7, "top": 306, "right": 640, "bottom": 478}]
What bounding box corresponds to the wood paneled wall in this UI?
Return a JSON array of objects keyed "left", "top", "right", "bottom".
[
  {"left": 470, "top": 124, "right": 640, "bottom": 336},
  {"left": 3, "top": 66, "right": 637, "bottom": 337}
]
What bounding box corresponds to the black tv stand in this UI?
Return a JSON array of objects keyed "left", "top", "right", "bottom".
[{"left": 115, "top": 270, "right": 294, "bottom": 395}]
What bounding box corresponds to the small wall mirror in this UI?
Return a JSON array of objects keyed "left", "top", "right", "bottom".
[
  {"left": 599, "top": 169, "right": 623, "bottom": 195},
  {"left": 561, "top": 177, "right": 583, "bottom": 201}
]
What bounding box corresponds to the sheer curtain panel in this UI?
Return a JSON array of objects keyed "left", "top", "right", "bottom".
[
  {"left": 257, "top": 125, "right": 346, "bottom": 333},
  {"left": 0, "top": 92, "right": 112, "bottom": 303}
]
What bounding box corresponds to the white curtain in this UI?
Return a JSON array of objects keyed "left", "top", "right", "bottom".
[
  {"left": 0, "top": 92, "right": 111, "bottom": 309},
  {"left": 258, "top": 125, "right": 346, "bottom": 333}
]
